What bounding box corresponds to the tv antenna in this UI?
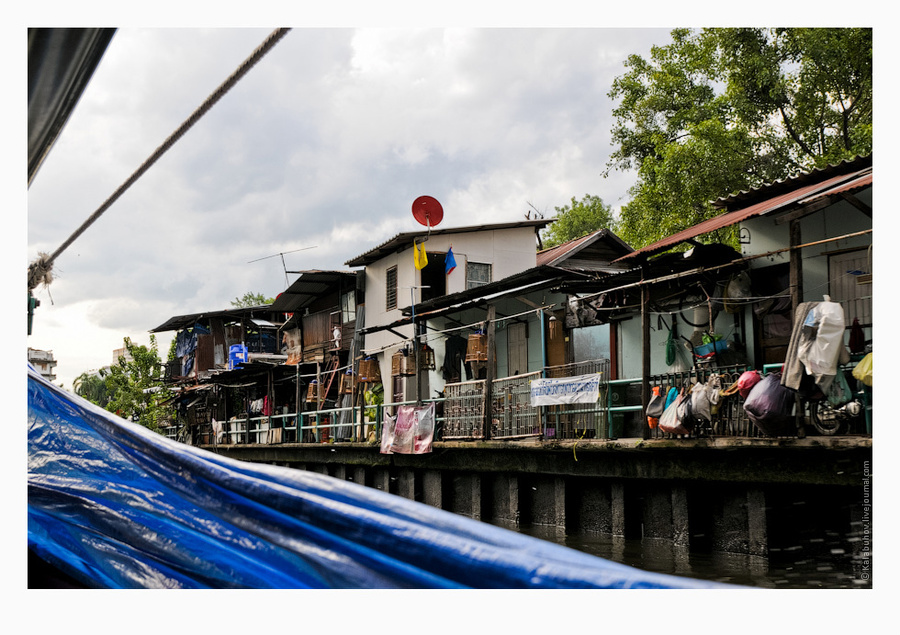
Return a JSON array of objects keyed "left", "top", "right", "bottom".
[{"left": 248, "top": 245, "right": 317, "bottom": 287}]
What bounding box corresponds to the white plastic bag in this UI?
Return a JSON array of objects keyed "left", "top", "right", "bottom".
[
  {"left": 691, "top": 382, "right": 712, "bottom": 421},
  {"left": 797, "top": 301, "right": 847, "bottom": 390}
]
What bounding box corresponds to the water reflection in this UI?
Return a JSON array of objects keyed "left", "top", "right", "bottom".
[{"left": 502, "top": 524, "right": 869, "bottom": 589}]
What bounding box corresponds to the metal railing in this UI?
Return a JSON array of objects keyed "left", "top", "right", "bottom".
[
  {"left": 491, "top": 372, "right": 542, "bottom": 439},
  {"left": 543, "top": 360, "right": 610, "bottom": 440},
  {"left": 442, "top": 380, "right": 485, "bottom": 440},
  {"left": 642, "top": 364, "right": 755, "bottom": 438},
  {"left": 184, "top": 361, "right": 805, "bottom": 445}
]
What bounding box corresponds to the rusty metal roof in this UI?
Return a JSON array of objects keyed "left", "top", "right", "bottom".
[{"left": 615, "top": 157, "right": 872, "bottom": 263}]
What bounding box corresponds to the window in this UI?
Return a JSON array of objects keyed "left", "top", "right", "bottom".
[
  {"left": 466, "top": 262, "right": 491, "bottom": 289},
  {"left": 829, "top": 248, "right": 872, "bottom": 326},
  {"left": 385, "top": 266, "right": 398, "bottom": 310},
  {"left": 341, "top": 291, "right": 356, "bottom": 322}
]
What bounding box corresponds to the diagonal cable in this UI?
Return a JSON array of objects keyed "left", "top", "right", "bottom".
[{"left": 28, "top": 27, "right": 292, "bottom": 290}]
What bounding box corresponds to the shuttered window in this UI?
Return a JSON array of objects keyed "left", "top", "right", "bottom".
[
  {"left": 386, "top": 266, "right": 398, "bottom": 311},
  {"left": 829, "top": 248, "right": 872, "bottom": 326}
]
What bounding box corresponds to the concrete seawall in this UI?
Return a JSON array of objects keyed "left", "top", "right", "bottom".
[{"left": 205, "top": 437, "right": 871, "bottom": 560}]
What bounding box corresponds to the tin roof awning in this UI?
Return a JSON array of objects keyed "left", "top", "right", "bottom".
[
  {"left": 269, "top": 270, "right": 357, "bottom": 313},
  {"left": 149, "top": 305, "right": 279, "bottom": 333},
  {"left": 615, "top": 157, "right": 872, "bottom": 264}
]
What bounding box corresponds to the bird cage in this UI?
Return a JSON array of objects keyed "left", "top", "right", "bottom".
[
  {"left": 419, "top": 344, "right": 436, "bottom": 370},
  {"left": 358, "top": 357, "right": 381, "bottom": 383},
  {"left": 305, "top": 380, "right": 320, "bottom": 403},
  {"left": 393, "top": 348, "right": 417, "bottom": 376},
  {"left": 339, "top": 369, "right": 354, "bottom": 394},
  {"left": 465, "top": 332, "right": 487, "bottom": 362},
  {"left": 391, "top": 349, "right": 407, "bottom": 376}
]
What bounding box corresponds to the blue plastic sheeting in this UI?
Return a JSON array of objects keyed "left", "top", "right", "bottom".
[{"left": 28, "top": 365, "right": 730, "bottom": 589}]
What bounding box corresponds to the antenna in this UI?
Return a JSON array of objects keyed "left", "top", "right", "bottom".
[{"left": 248, "top": 245, "right": 317, "bottom": 287}]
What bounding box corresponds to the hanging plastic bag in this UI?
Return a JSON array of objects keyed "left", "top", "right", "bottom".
[
  {"left": 743, "top": 372, "right": 796, "bottom": 436},
  {"left": 691, "top": 382, "right": 712, "bottom": 422},
  {"left": 707, "top": 374, "right": 722, "bottom": 415},
  {"left": 664, "top": 386, "right": 678, "bottom": 410},
  {"left": 647, "top": 386, "right": 665, "bottom": 418},
  {"left": 826, "top": 370, "right": 853, "bottom": 407},
  {"left": 666, "top": 320, "right": 677, "bottom": 366},
  {"left": 796, "top": 301, "right": 847, "bottom": 389},
  {"left": 658, "top": 393, "right": 686, "bottom": 435},
  {"left": 848, "top": 318, "right": 866, "bottom": 354},
  {"left": 737, "top": 370, "right": 763, "bottom": 399},
  {"left": 852, "top": 353, "right": 873, "bottom": 387}
]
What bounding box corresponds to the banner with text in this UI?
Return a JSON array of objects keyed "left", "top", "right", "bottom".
[{"left": 530, "top": 373, "right": 601, "bottom": 406}]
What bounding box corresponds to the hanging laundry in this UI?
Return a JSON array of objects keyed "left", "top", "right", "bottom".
[{"left": 849, "top": 317, "right": 865, "bottom": 354}]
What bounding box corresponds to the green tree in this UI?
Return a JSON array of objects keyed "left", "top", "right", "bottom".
[
  {"left": 541, "top": 194, "right": 616, "bottom": 249},
  {"left": 73, "top": 371, "right": 110, "bottom": 407},
  {"left": 606, "top": 27, "right": 872, "bottom": 249},
  {"left": 231, "top": 292, "right": 274, "bottom": 308},
  {"left": 103, "top": 335, "right": 173, "bottom": 432}
]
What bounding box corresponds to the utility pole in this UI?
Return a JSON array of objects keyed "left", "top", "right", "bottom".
[{"left": 405, "top": 285, "right": 430, "bottom": 405}]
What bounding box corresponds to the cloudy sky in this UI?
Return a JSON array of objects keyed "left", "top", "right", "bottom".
[{"left": 25, "top": 24, "right": 677, "bottom": 388}]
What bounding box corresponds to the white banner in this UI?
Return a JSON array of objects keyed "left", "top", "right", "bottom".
[{"left": 530, "top": 373, "right": 601, "bottom": 406}]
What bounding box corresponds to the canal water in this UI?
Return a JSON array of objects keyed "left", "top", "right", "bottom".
[{"left": 493, "top": 523, "right": 870, "bottom": 589}]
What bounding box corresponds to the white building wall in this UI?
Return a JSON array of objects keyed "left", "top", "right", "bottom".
[{"left": 362, "top": 226, "right": 540, "bottom": 383}]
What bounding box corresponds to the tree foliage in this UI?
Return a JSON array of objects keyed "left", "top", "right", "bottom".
[
  {"left": 231, "top": 292, "right": 274, "bottom": 308},
  {"left": 606, "top": 27, "right": 872, "bottom": 249},
  {"left": 101, "top": 335, "right": 173, "bottom": 432},
  {"left": 73, "top": 371, "right": 110, "bottom": 408},
  {"left": 541, "top": 194, "right": 616, "bottom": 249}
]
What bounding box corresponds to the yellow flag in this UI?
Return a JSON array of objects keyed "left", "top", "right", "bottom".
[{"left": 414, "top": 240, "right": 428, "bottom": 270}]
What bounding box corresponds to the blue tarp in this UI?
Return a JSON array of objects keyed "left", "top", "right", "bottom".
[{"left": 27, "top": 364, "right": 729, "bottom": 589}]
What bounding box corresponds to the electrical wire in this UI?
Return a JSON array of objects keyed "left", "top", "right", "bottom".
[{"left": 28, "top": 28, "right": 292, "bottom": 291}]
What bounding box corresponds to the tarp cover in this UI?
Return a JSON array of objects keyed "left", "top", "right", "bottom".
[{"left": 27, "top": 364, "right": 726, "bottom": 589}]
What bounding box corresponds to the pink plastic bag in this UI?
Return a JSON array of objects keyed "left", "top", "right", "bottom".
[{"left": 737, "top": 370, "right": 763, "bottom": 399}]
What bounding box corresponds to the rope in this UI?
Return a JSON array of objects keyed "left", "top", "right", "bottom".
[{"left": 28, "top": 28, "right": 292, "bottom": 291}]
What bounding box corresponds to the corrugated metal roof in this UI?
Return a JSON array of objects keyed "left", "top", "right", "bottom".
[
  {"left": 710, "top": 155, "right": 871, "bottom": 209},
  {"left": 537, "top": 228, "right": 633, "bottom": 268},
  {"left": 344, "top": 219, "right": 552, "bottom": 267},
  {"left": 615, "top": 160, "right": 872, "bottom": 263},
  {"left": 149, "top": 305, "right": 280, "bottom": 333},
  {"left": 269, "top": 270, "right": 357, "bottom": 313}
]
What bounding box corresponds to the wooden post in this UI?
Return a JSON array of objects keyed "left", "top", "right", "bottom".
[
  {"left": 641, "top": 279, "right": 651, "bottom": 440},
  {"left": 482, "top": 305, "right": 496, "bottom": 440},
  {"left": 244, "top": 387, "right": 251, "bottom": 445},
  {"left": 790, "top": 219, "right": 803, "bottom": 315}
]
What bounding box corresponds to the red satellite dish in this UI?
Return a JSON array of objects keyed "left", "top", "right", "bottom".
[{"left": 412, "top": 195, "right": 444, "bottom": 228}]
